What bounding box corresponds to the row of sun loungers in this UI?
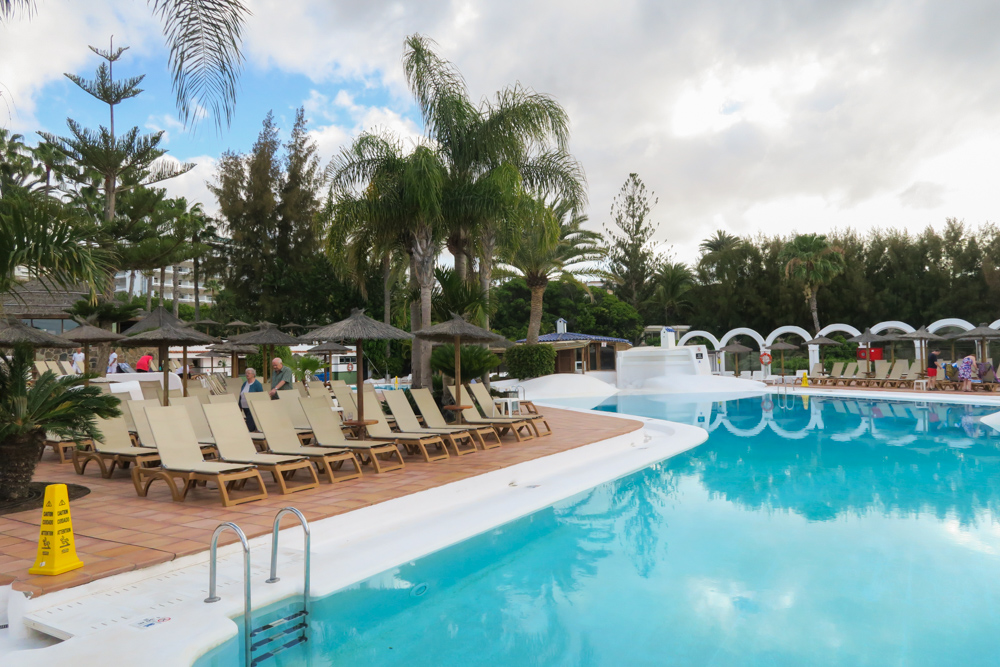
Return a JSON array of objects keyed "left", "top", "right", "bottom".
[
  {"left": 59, "top": 382, "right": 551, "bottom": 506},
  {"left": 809, "top": 360, "right": 926, "bottom": 389}
]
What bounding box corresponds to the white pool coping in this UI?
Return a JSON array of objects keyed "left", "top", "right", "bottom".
[
  {"left": 773, "top": 385, "right": 1000, "bottom": 406},
  {"left": 3, "top": 408, "right": 708, "bottom": 666}
]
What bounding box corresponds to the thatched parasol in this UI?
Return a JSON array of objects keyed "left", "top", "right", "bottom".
[
  {"left": 60, "top": 323, "right": 125, "bottom": 385},
  {"left": 944, "top": 323, "right": 1000, "bottom": 364},
  {"left": 125, "top": 305, "right": 185, "bottom": 335},
  {"left": 305, "top": 324, "right": 321, "bottom": 330},
  {"left": 193, "top": 318, "right": 221, "bottom": 332},
  {"left": 121, "top": 323, "right": 218, "bottom": 404},
  {"left": 767, "top": 340, "right": 799, "bottom": 378},
  {"left": 226, "top": 319, "right": 252, "bottom": 333},
  {"left": 210, "top": 342, "right": 258, "bottom": 379},
  {"left": 282, "top": 322, "right": 303, "bottom": 330},
  {"left": 0, "top": 318, "right": 76, "bottom": 351},
  {"left": 846, "top": 328, "right": 891, "bottom": 373},
  {"left": 307, "top": 341, "right": 352, "bottom": 383},
  {"left": 415, "top": 313, "right": 507, "bottom": 414},
  {"left": 309, "top": 309, "right": 413, "bottom": 436},
  {"left": 897, "top": 326, "right": 945, "bottom": 372},
  {"left": 256, "top": 320, "right": 276, "bottom": 329},
  {"left": 229, "top": 324, "right": 301, "bottom": 382},
  {"left": 803, "top": 335, "right": 840, "bottom": 365},
  {"left": 196, "top": 349, "right": 228, "bottom": 373},
  {"left": 718, "top": 342, "right": 753, "bottom": 378}
]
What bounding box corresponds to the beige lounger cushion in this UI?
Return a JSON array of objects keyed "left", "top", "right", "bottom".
[
  {"left": 203, "top": 403, "right": 304, "bottom": 465},
  {"left": 144, "top": 406, "right": 252, "bottom": 474}
]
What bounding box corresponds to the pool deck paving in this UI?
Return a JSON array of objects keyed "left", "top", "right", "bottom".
[{"left": 0, "top": 406, "right": 640, "bottom": 598}]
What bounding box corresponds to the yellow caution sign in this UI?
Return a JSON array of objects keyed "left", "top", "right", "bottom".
[
  {"left": 29, "top": 484, "right": 84, "bottom": 576},
  {"left": 801, "top": 372, "right": 809, "bottom": 387}
]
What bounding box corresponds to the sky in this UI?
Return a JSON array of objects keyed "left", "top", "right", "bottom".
[{"left": 3, "top": 0, "right": 1000, "bottom": 264}]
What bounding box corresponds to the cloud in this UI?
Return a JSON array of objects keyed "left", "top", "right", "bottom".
[
  {"left": 898, "top": 182, "right": 946, "bottom": 210},
  {"left": 156, "top": 155, "right": 220, "bottom": 214},
  {"left": 302, "top": 89, "right": 423, "bottom": 163}
]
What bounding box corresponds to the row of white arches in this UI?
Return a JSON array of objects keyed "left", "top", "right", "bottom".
[{"left": 677, "top": 318, "right": 1000, "bottom": 374}]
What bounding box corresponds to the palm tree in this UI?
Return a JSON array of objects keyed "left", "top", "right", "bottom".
[
  {"left": 432, "top": 267, "right": 492, "bottom": 325},
  {"left": 502, "top": 199, "right": 605, "bottom": 344},
  {"left": 646, "top": 262, "right": 694, "bottom": 325},
  {"left": 0, "top": 344, "right": 121, "bottom": 500},
  {"left": 2, "top": 0, "right": 249, "bottom": 129},
  {"left": 401, "top": 34, "right": 586, "bottom": 322},
  {"left": 0, "top": 188, "right": 110, "bottom": 306},
  {"left": 780, "top": 233, "right": 846, "bottom": 334},
  {"left": 328, "top": 132, "right": 447, "bottom": 386}
]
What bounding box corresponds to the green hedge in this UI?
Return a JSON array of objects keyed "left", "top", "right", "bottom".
[{"left": 505, "top": 344, "right": 556, "bottom": 379}]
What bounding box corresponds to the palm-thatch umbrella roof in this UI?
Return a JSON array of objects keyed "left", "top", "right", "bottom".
[
  {"left": 0, "top": 318, "right": 75, "bottom": 348},
  {"left": 307, "top": 341, "right": 352, "bottom": 354},
  {"left": 803, "top": 336, "right": 840, "bottom": 346},
  {"left": 282, "top": 322, "right": 303, "bottom": 330},
  {"left": 229, "top": 325, "right": 302, "bottom": 346},
  {"left": 896, "top": 326, "right": 944, "bottom": 342},
  {"left": 414, "top": 314, "right": 508, "bottom": 408},
  {"left": 256, "top": 320, "right": 276, "bottom": 329},
  {"left": 768, "top": 340, "right": 800, "bottom": 351},
  {"left": 193, "top": 318, "right": 221, "bottom": 329},
  {"left": 226, "top": 319, "right": 252, "bottom": 329},
  {"left": 846, "top": 328, "right": 891, "bottom": 345},
  {"left": 210, "top": 342, "right": 258, "bottom": 354},
  {"left": 310, "top": 309, "right": 413, "bottom": 342},
  {"left": 122, "top": 324, "right": 218, "bottom": 404},
  {"left": 126, "top": 305, "right": 185, "bottom": 335},
  {"left": 305, "top": 324, "right": 321, "bottom": 330},
  {"left": 309, "top": 310, "right": 413, "bottom": 435},
  {"left": 718, "top": 342, "right": 753, "bottom": 353},
  {"left": 942, "top": 323, "right": 1000, "bottom": 341},
  {"left": 60, "top": 323, "right": 125, "bottom": 344},
  {"left": 490, "top": 338, "right": 515, "bottom": 351}
]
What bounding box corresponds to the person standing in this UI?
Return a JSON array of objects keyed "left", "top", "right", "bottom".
[
  {"left": 268, "top": 357, "right": 293, "bottom": 398},
  {"left": 72, "top": 347, "right": 85, "bottom": 373},
  {"left": 106, "top": 349, "right": 119, "bottom": 374},
  {"left": 238, "top": 368, "right": 263, "bottom": 431},
  {"left": 927, "top": 349, "right": 940, "bottom": 390},
  {"left": 958, "top": 354, "right": 976, "bottom": 392},
  {"left": 135, "top": 353, "right": 154, "bottom": 373}
]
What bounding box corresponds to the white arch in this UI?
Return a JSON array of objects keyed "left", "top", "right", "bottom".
[
  {"left": 991, "top": 319, "right": 1000, "bottom": 330},
  {"left": 871, "top": 320, "right": 915, "bottom": 335},
  {"left": 817, "top": 323, "right": 862, "bottom": 338},
  {"left": 765, "top": 325, "right": 812, "bottom": 347},
  {"left": 928, "top": 318, "right": 974, "bottom": 333},
  {"left": 719, "top": 327, "right": 766, "bottom": 349},
  {"left": 679, "top": 330, "right": 721, "bottom": 349},
  {"left": 720, "top": 418, "right": 768, "bottom": 438}
]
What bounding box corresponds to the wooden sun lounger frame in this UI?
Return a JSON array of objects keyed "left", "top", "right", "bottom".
[
  {"left": 298, "top": 397, "right": 404, "bottom": 474},
  {"left": 381, "top": 389, "right": 478, "bottom": 457},
  {"left": 467, "top": 383, "right": 553, "bottom": 437},
  {"left": 332, "top": 386, "right": 451, "bottom": 463},
  {"left": 409, "top": 388, "right": 502, "bottom": 450},
  {"left": 447, "top": 385, "right": 536, "bottom": 441},
  {"left": 72, "top": 417, "right": 160, "bottom": 478}
]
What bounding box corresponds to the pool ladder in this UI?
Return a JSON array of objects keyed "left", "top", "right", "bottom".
[{"left": 204, "top": 507, "right": 311, "bottom": 667}]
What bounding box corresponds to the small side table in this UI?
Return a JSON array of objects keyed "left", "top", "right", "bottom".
[
  {"left": 493, "top": 397, "right": 520, "bottom": 416},
  {"left": 343, "top": 419, "right": 378, "bottom": 440},
  {"left": 442, "top": 404, "right": 472, "bottom": 425}
]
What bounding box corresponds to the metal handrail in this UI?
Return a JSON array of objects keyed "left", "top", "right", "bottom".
[
  {"left": 265, "top": 507, "right": 311, "bottom": 619},
  {"left": 204, "top": 522, "right": 252, "bottom": 667}
]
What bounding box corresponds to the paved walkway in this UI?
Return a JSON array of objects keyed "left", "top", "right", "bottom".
[{"left": 0, "top": 407, "right": 640, "bottom": 597}]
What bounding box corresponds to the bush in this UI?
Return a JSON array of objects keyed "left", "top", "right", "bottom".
[
  {"left": 505, "top": 344, "right": 556, "bottom": 380},
  {"left": 246, "top": 345, "right": 292, "bottom": 375},
  {"left": 430, "top": 344, "right": 500, "bottom": 380}
]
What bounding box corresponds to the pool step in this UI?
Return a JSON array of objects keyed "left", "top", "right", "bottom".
[
  {"left": 250, "top": 610, "right": 307, "bottom": 638},
  {"left": 251, "top": 634, "right": 307, "bottom": 666}
]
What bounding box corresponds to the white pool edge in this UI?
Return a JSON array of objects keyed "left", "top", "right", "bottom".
[{"left": 4, "top": 408, "right": 708, "bottom": 666}]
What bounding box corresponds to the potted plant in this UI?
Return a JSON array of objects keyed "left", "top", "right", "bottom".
[{"left": 0, "top": 344, "right": 121, "bottom": 501}]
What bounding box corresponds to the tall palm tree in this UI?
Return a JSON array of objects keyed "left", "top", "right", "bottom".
[
  {"left": 401, "top": 34, "right": 586, "bottom": 321},
  {"left": 780, "top": 233, "right": 846, "bottom": 334},
  {"left": 328, "top": 132, "right": 447, "bottom": 386},
  {"left": 502, "top": 199, "right": 605, "bottom": 344},
  {"left": 2, "top": 0, "right": 249, "bottom": 129},
  {"left": 647, "top": 262, "right": 694, "bottom": 325}
]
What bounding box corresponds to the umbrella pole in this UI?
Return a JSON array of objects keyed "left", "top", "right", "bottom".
[
  {"left": 327, "top": 353, "right": 332, "bottom": 386},
  {"left": 231, "top": 352, "right": 237, "bottom": 379},
  {"left": 182, "top": 346, "right": 189, "bottom": 397},
  {"left": 454, "top": 335, "right": 462, "bottom": 423},
  {"left": 83, "top": 343, "right": 90, "bottom": 387},
  {"left": 161, "top": 344, "right": 170, "bottom": 406},
  {"left": 735, "top": 353, "right": 739, "bottom": 378},
  {"left": 781, "top": 350, "right": 785, "bottom": 378},
  {"left": 356, "top": 338, "right": 365, "bottom": 439}
]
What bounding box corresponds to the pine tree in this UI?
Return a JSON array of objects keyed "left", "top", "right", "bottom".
[{"left": 603, "top": 173, "right": 663, "bottom": 313}]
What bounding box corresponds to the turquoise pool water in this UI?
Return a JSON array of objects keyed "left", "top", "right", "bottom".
[{"left": 198, "top": 395, "right": 1000, "bottom": 666}]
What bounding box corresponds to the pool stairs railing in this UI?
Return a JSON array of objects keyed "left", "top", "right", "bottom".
[{"left": 204, "top": 507, "right": 312, "bottom": 667}]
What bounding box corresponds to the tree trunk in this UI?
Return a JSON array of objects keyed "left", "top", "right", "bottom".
[
  {"left": 527, "top": 282, "right": 546, "bottom": 345},
  {"left": 449, "top": 231, "right": 466, "bottom": 282},
  {"left": 193, "top": 254, "right": 200, "bottom": 321},
  {"left": 172, "top": 265, "right": 180, "bottom": 318},
  {"left": 145, "top": 273, "right": 153, "bottom": 312},
  {"left": 409, "top": 253, "right": 422, "bottom": 388},
  {"left": 0, "top": 431, "right": 46, "bottom": 501},
  {"left": 479, "top": 243, "right": 495, "bottom": 389},
  {"left": 158, "top": 267, "right": 166, "bottom": 307},
  {"left": 128, "top": 270, "right": 136, "bottom": 297},
  {"left": 809, "top": 287, "right": 820, "bottom": 334},
  {"left": 383, "top": 254, "right": 392, "bottom": 361},
  {"left": 413, "top": 229, "right": 437, "bottom": 389}
]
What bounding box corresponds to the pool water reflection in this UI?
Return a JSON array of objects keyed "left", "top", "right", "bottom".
[{"left": 198, "top": 395, "right": 1000, "bottom": 666}]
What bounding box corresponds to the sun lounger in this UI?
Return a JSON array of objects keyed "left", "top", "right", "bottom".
[
  {"left": 33, "top": 361, "right": 49, "bottom": 377},
  {"left": 382, "top": 389, "right": 478, "bottom": 456},
  {"left": 276, "top": 391, "right": 315, "bottom": 433},
  {"left": 171, "top": 396, "right": 219, "bottom": 445},
  {"left": 409, "top": 387, "right": 502, "bottom": 450},
  {"left": 299, "top": 397, "right": 404, "bottom": 473},
  {"left": 127, "top": 399, "right": 162, "bottom": 447},
  {"left": 467, "top": 382, "right": 552, "bottom": 437},
  {"left": 134, "top": 406, "right": 267, "bottom": 506},
  {"left": 72, "top": 415, "right": 160, "bottom": 478},
  {"left": 878, "top": 361, "right": 909, "bottom": 389},
  {"left": 818, "top": 362, "right": 843, "bottom": 386},
  {"left": 834, "top": 362, "right": 858, "bottom": 386},
  {"left": 332, "top": 385, "right": 450, "bottom": 462},
  {"left": 139, "top": 381, "right": 161, "bottom": 401},
  {"left": 249, "top": 399, "right": 362, "bottom": 483},
  {"left": 447, "top": 385, "right": 536, "bottom": 441},
  {"left": 186, "top": 385, "right": 211, "bottom": 401},
  {"left": 203, "top": 403, "right": 319, "bottom": 494},
  {"left": 295, "top": 383, "right": 309, "bottom": 397}
]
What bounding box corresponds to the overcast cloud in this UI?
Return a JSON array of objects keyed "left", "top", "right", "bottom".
[{"left": 3, "top": 0, "right": 1000, "bottom": 262}]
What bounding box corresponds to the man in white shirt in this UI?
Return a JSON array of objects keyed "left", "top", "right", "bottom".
[
  {"left": 71, "top": 347, "right": 85, "bottom": 373},
  {"left": 107, "top": 349, "right": 119, "bottom": 374}
]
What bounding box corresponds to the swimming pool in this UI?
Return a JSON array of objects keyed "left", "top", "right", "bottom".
[{"left": 198, "top": 394, "right": 1000, "bottom": 666}]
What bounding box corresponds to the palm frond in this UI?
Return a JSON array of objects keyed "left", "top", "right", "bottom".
[
  {"left": 0, "top": 0, "right": 34, "bottom": 22},
  {"left": 149, "top": 0, "right": 250, "bottom": 130}
]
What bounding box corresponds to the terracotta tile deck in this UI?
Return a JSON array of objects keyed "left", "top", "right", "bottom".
[{"left": 1, "top": 406, "right": 640, "bottom": 597}]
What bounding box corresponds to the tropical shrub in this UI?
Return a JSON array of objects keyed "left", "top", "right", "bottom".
[
  {"left": 505, "top": 344, "right": 556, "bottom": 379},
  {"left": 430, "top": 344, "right": 501, "bottom": 380},
  {"left": 0, "top": 344, "right": 121, "bottom": 501}
]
